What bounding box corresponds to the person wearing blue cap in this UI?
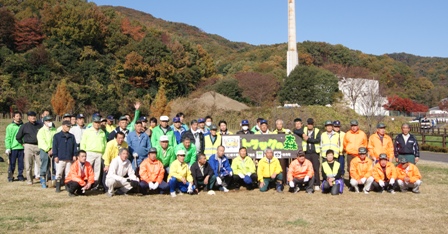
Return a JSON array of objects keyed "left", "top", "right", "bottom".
[
  {"left": 172, "top": 117, "right": 186, "bottom": 144},
  {"left": 231, "top": 147, "right": 257, "bottom": 190},
  {"left": 171, "top": 112, "right": 189, "bottom": 131},
  {"left": 236, "top": 120, "right": 254, "bottom": 135},
  {"left": 197, "top": 118, "right": 210, "bottom": 136},
  {"left": 255, "top": 119, "right": 272, "bottom": 134},
  {"left": 181, "top": 119, "right": 205, "bottom": 155},
  {"left": 105, "top": 115, "right": 116, "bottom": 133},
  {"left": 16, "top": 111, "right": 42, "bottom": 185}
]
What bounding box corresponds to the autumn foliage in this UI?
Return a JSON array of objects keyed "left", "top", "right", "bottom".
[
  {"left": 383, "top": 95, "right": 428, "bottom": 113},
  {"left": 234, "top": 72, "right": 280, "bottom": 106},
  {"left": 51, "top": 81, "right": 75, "bottom": 116},
  {"left": 150, "top": 87, "right": 170, "bottom": 117},
  {"left": 14, "top": 18, "right": 45, "bottom": 52}
]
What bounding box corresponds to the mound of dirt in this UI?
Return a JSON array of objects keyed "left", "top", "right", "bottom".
[{"left": 195, "top": 91, "right": 249, "bottom": 111}]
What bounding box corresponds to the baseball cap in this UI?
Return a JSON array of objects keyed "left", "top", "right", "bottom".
[
  {"left": 173, "top": 117, "right": 181, "bottom": 123},
  {"left": 43, "top": 116, "right": 53, "bottom": 121},
  {"left": 139, "top": 116, "right": 148, "bottom": 122},
  {"left": 399, "top": 157, "right": 408, "bottom": 164},
  {"left": 62, "top": 113, "right": 72, "bottom": 118},
  {"left": 260, "top": 119, "right": 268, "bottom": 125},
  {"left": 176, "top": 150, "right": 186, "bottom": 155},
  {"left": 333, "top": 120, "right": 341, "bottom": 127},
  {"left": 379, "top": 153, "right": 388, "bottom": 160},
  {"left": 358, "top": 147, "right": 367, "bottom": 154},
  {"left": 377, "top": 122, "right": 386, "bottom": 128},
  {"left": 27, "top": 111, "right": 37, "bottom": 116},
  {"left": 198, "top": 118, "right": 205, "bottom": 123},
  {"left": 350, "top": 120, "right": 359, "bottom": 126},
  {"left": 100, "top": 118, "right": 107, "bottom": 122},
  {"left": 324, "top": 120, "right": 333, "bottom": 126},
  {"left": 307, "top": 118, "right": 314, "bottom": 124},
  {"left": 107, "top": 115, "right": 114, "bottom": 121},
  {"left": 92, "top": 116, "right": 101, "bottom": 122},
  {"left": 148, "top": 147, "right": 157, "bottom": 153},
  {"left": 160, "top": 116, "right": 169, "bottom": 121},
  {"left": 76, "top": 114, "right": 85, "bottom": 119},
  {"left": 209, "top": 124, "right": 218, "bottom": 130},
  {"left": 297, "top": 150, "right": 305, "bottom": 157},
  {"left": 159, "top": 135, "right": 169, "bottom": 142},
  {"left": 119, "top": 116, "right": 127, "bottom": 121},
  {"left": 241, "top": 120, "right": 249, "bottom": 125}
]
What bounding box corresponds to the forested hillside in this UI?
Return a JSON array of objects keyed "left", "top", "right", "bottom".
[{"left": 0, "top": 0, "right": 446, "bottom": 117}]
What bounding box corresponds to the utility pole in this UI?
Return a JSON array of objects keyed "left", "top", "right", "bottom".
[{"left": 287, "top": 0, "right": 299, "bottom": 77}]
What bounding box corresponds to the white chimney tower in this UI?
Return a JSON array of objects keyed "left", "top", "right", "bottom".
[{"left": 287, "top": 0, "right": 299, "bottom": 76}]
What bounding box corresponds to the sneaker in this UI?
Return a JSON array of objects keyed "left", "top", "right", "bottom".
[
  {"left": 276, "top": 186, "right": 283, "bottom": 193},
  {"left": 222, "top": 187, "right": 229, "bottom": 193},
  {"left": 314, "top": 186, "right": 320, "bottom": 191},
  {"left": 354, "top": 186, "right": 360, "bottom": 193},
  {"left": 170, "top": 192, "right": 177, "bottom": 197},
  {"left": 293, "top": 187, "right": 300, "bottom": 194},
  {"left": 363, "top": 189, "right": 369, "bottom": 194},
  {"left": 18, "top": 177, "right": 25, "bottom": 182},
  {"left": 68, "top": 192, "right": 76, "bottom": 197},
  {"left": 389, "top": 190, "right": 396, "bottom": 194},
  {"left": 27, "top": 181, "right": 33, "bottom": 185},
  {"left": 8, "top": 178, "right": 13, "bottom": 182},
  {"left": 412, "top": 189, "right": 420, "bottom": 194},
  {"left": 207, "top": 190, "right": 216, "bottom": 195},
  {"left": 116, "top": 189, "right": 128, "bottom": 196},
  {"left": 106, "top": 192, "right": 113, "bottom": 197},
  {"left": 307, "top": 190, "right": 313, "bottom": 194}
]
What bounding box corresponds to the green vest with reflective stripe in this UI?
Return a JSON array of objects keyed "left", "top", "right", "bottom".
[
  {"left": 302, "top": 127, "right": 321, "bottom": 153},
  {"left": 322, "top": 161, "right": 340, "bottom": 178}
]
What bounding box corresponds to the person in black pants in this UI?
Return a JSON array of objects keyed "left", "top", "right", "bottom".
[
  {"left": 190, "top": 154, "right": 216, "bottom": 193},
  {"left": 302, "top": 118, "right": 321, "bottom": 191}
]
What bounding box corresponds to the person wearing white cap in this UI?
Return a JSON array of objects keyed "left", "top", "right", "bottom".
[
  {"left": 167, "top": 149, "right": 194, "bottom": 197},
  {"left": 151, "top": 116, "right": 177, "bottom": 149},
  {"left": 155, "top": 135, "right": 176, "bottom": 175}
]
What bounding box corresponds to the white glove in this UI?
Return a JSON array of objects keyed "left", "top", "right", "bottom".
[
  {"left": 379, "top": 180, "right": 385, "bottom": 187},
  {"left": 238, "top": 173, "right": 244, "bottom": 179},
  {"left": 289, "top": 181, "right": 295, "bottom": 188},
  {"left": 246, "top": 172, "right": 252, "bottom": 176},
  {"left": 390, "top": 178, "right": 395, "bottom": 185},
  {"left": 216, "top": 177, "right": 222, "bottom": 185},
  {"left": 361, "top": 177, "right": 366, "bottom": 184},
  {"left": 132, "top": 153, "right": 138, "bottom": 158},
  {"left": 5, "top": 149, "right": 11, "bottom": 155},
  {"left": 154, "top": 182, "right": 159, "bottom": 189},
  {"left": 304, "top": 176, "right": 309, "bottom": 182},
  {"left": 187, "top": 184, "right": 193, "bottom": 193},
  {"left": 229, "top": 171, "right": 233, "bottom": 176},
  {"left": 148, "top": 182, "right": 154, "bottom": 190}
]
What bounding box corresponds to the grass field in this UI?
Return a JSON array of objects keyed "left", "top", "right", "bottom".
[{"left": 1, "top": 120, "right": 448, "bottom": 233}]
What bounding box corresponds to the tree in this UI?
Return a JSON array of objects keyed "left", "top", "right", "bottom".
[
  {"left": 279, "top": 66, "right": 339, "bottom": 105},
  {"left": 234, "top": 72, "right": 279, "bottom": 106},
  {"left": 150, "top": 87, "right": 170, "bottom": 117},
  {"left": 14, "top": 17, "right": 45, "bottom": 52},
  {"left": 0, "top": 7, "right": 16, "bottom": 50},
  {"left": 438, "top": 98, "right": 448, "bottom": 111},
  {"left": 51, "top": 80, "right": 75, "bottom": 116},
  {"left": 383, "top": 95, "right": 429, "bottom": 114},
  {"left": 211, "top": 78, "right": 247, "bottom": 103}
]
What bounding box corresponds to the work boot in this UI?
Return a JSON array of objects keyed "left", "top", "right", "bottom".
[
  {"left": 276, "top": 182, "right": 283, "bottom": 193},
  {"left": 55, "top": 180, "right": 61, "bottom": 193},
  {"left": 40, "top": 176, "right": 47, "bottom": 188}
]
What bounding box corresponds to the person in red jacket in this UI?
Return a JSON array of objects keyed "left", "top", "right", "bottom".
[
  {"left": 372, "top": 153, "right": 397, "bottom": 194},
  {"left": 396, "top": 157, "right": 422, "bottom": 193},
  {"left": 287, "top": 150, "right": 314, "bottom": 194},
  {"left": 139, "top": 147, "right": 169, "bottom": 195},
  {"left": 65, "top": 150, "right": 94, "bottom": 197}
]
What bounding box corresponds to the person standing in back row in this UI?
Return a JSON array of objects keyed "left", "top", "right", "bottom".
[
  {"left": 302, "top": 118, "right": 321, "bottom": 191},
  {"left": 394, "top": 123, "right": 420, "bottom": 164},
  {"left": 5, "top": 111, "right": 24, "bottom": 182},
  {"left": 16, "top": 111, "right": 42, "bottom": 185},
  {"left": 344, "top": 120, "right": 367, "bottom": 182}
]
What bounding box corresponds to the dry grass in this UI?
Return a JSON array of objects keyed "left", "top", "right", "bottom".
[
  {"left": 1, "top": 120, "right": 448, "bottom": 233},
  {"left": 0, "top": 160, "right": 447, "bottom": 234}
]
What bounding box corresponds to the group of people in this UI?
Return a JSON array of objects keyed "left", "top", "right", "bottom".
[{"left": 4, "top": 104, "right": 423, "bottom": 197}]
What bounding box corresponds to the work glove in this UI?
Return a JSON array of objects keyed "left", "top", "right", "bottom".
[
  {"left": 379, "top": 180, "right": 385, "bottom": 187},
  {"left": 148, "top": 182, "right": 154, "bottom": 190},
  {"left": 154, "top": 182, "right": 159, "bottom": 189},
  {"left": 289, "top": 181, "right": 295, "bottom": 188},
  {"left": 229, "top": 171, "right": 233, "bottom": 176},
  {"left": 187, "top": 183, "right": 193, "bottom": 194},
  {"left": 390, "top": 178, "right": 395, "bottom": 185},
  {"left": 216, "top": 177, "right": 222, "bottom": 185},
  {"left": 132, "top": 153, "right": 138, "bottom": 158},
  {"left": 304, "top": 176, "right": 309, "bottom": 182},
  {"left": 238, "top": 173, "right": 245, "bottom": 179},
  {"left": 361, "top": 177, "right": 366, "bottom": 184},
  {"left": 5, "top": 149, "right": 11, "bottom": 155},
  {"left": 246, "top": 172, "right": 252, "bottom": 176}
]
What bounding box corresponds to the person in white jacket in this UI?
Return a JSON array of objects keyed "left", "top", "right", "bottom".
[{"left": 105, "top": 148, "right": 139, "bottom": 196}]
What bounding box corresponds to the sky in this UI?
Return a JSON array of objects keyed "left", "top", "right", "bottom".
[{"left": 90, "top": 0, "right": 448, "bottom": 58}]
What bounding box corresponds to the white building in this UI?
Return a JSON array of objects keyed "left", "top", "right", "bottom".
[{"left": 338, "top": 77, "right": 389, "bottom": 116}]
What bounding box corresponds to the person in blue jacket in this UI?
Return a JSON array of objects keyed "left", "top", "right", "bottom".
[
  {"left": 52, "top": 120, "right": 77, "bottom": 193},
  {"left": 208, "top": 145, "right": 233, "bottom": 192},
  {"left": 126, "top": 121, "right": 151, "bottom": 174}
]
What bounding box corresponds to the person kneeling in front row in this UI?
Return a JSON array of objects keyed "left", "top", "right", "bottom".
[
  {"left": 105, "top": 148, "right": 139, "bottom": 197},
  {"left": 139, "top": 147, "right": 169, "bottom": 195},
  {"left": 350, "top": 147, "right": 374, "bottom": 194},
  {"left": 396, "top": 157, "right": 422, "bottom": 193},
  {"left": 288, "top": 150, "right": 315, "bottom": 194},
  {"left": 257, "top": 148, "right": 283, "bottom": 193},
  {"left": 168, "top": 150, "right": 194, "bottom": 197},
  {"left": 321, "top": 150, "right": 343, "bottom": 195},
  {"left": 372, "top": 153, "right": 397, "bottom": 194},
  {"left": 64, "top": 150, "right": 94, "bottom": 197}
]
